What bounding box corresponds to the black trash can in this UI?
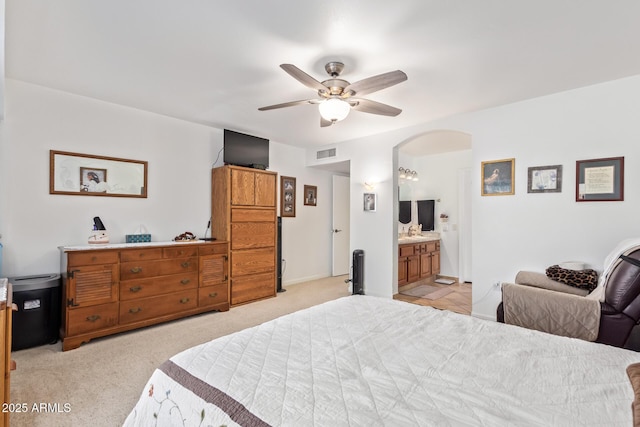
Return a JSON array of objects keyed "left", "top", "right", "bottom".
[{"left": 9, "top": 274, "right": 62, "bottom": 351}]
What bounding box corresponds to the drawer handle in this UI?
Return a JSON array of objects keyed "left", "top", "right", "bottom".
[
  {"left": 180, "top": 279, "right": 190, "bottom": 285},
  {"left": 130, "top": 267, "right": 142, "bottom": 274},
  {"left": 181, "top": 262, "right": 190, "bottom": 268},
  {"left": 129, "top": 307, "right": 142, "bottom": 314},
  {"left": 86, "top": 314, "right": 101, "bottom": 322},
  {"left": 129, "top": 286, "right": 142, "bottom": 293},
  {"left": 179, "top": 298, "right": 190, "bottom": 304},
  {"left": 208, "top": 292, "right": 218, "bottom": 298},
  {"left": 91, "top": 256, "right": 98, "bottom": 262}
]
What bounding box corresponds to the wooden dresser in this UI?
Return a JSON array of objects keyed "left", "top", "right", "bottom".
[
  {"left": 60, "top": 241, "right": 228, "bottom": 351},
  {"left": 0, "top": 279, "right": 13, "bottom": 427},
  {"left": 211, "top": 165, "right": 277, "bottom": 306}
]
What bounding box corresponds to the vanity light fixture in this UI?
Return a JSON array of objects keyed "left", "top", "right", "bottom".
[{"left": 398, "top": 167, "right": 418, "bottom": 181}]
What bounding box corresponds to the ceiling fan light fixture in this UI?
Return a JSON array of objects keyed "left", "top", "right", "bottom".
[{"left": 318, "top": 98, "right": 350, "bottom": 122}]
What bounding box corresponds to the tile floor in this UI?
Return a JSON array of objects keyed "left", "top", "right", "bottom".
[{"left": 394, "top": 279, "right": 472, "bottom": 315}]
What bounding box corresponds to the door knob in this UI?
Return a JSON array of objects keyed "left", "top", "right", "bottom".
[{"left": 333, "top": 229, "right": 342, "bottom": 233}]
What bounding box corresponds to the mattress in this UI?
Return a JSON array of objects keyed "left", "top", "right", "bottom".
[{"left": 124, "top": 295, "right": 640, "bottom": 426}]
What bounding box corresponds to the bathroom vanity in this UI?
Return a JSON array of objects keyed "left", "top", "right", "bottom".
[{"left": 398, "top": 234, "right": 440, "bottom": 286}]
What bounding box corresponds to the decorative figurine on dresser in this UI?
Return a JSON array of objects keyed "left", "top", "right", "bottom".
[{"left": 59, "top": 240, "right": 228, "bottom": 351}]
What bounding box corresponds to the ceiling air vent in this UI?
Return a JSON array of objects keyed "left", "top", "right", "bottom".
[{"left": 316, "top": 148, "right": 336, "bottom": 159}]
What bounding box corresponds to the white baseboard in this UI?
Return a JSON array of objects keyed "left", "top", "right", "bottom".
[
  {"left": 283, "top": 274, "right": 335, "bottom": 287},
  {"left": 471, "top": 311, "right": 497, "bottom": 322}
]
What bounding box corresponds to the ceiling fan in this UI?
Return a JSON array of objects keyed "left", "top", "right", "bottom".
[{"left": 258, "top": 62, "right": 408, "bottom": 127}]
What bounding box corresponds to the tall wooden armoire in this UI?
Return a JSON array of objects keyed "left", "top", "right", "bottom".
[{"left": 211, "top": 165, "right": 278, "bottom": 306}]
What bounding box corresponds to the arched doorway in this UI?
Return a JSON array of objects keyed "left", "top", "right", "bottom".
[{"left": 394, "top": 129, "right": 473, "bottom": 299}]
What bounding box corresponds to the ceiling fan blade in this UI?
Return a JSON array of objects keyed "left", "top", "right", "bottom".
[
  {"left": 351, "top": 98, "right": 402, "bottom": 116},
  {"left": 343, "top": 70, "right": 407, "bottom": 97},
  {"left": 320, "top": 117, "right": 334, "bottom": 127},
  {"left": 280, "top": 64, "right": 328, "bottom": 94},
  {"left": 258, "top": 99, "right": 318, "bottom": 111}
]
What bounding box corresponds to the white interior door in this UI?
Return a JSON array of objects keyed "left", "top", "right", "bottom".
[{"left": 332, "top": 175, "right": 350, "bottom": 276}]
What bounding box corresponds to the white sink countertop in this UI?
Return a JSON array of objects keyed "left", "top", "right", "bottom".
[{"left": 398, "top": 232, "right": 440, "bottom": 244}]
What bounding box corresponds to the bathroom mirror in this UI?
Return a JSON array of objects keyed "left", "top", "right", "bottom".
[
  {"left": 398, "top": 182, "right": 413, "bottom": 224},
  {"left": 399, "top": 201, "right": 411, "bottom": 224},
  {"left": 50, "top": 150, "right": 148, "bottom": 198}
]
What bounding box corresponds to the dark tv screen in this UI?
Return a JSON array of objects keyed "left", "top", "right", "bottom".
[{"left": 223, "top": 129, "right": 269, "bottom": 169}]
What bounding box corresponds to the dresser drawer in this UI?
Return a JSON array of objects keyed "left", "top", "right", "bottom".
[
  {"left": 198, "top": 284, "right": 229, "bottom": 307},
  {"left": 231, "top": 208, "right": 275, "bottom": 223},
  {"left": 120, "top": 248, "right": 163, "bottom": 262},
  {"left": 67, "top": 303, "right": 119, "bottom": 336},
  {"left": 232, "top": 248, "right": 275, "bottom": 276},
  {"left": 199, "top": 243, "right": 228, "bottom": 256},
  {"left": 119, "top": 273, "right": 198, "bottom": 301},
  {"left": 164, "top": 246, "right": 199, "bottom": 259},
  {"left": 119, "top": 289, "right": 198, "bottom": 324},
  {"left": 231, "top": 223, "right": 275, "bottom": 249},
  {"left": 68, "top": 251, "right": 118, "bottom": 267},
  {"left": 120, "top": 257, "right": 198, "bottom": 280},
  {"left": 426, "top": 241, "right": 438, "bottom": 252},
  {"left": 231, "top": 272, "right": 275, "bottom": 305}
]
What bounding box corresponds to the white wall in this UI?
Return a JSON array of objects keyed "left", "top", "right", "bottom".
[
  {"left": 270, "top": 143, "right": 334, "bottom": 285},
  {"left": 0, "top": 79, "right": 334, "bottom": 285},
  {"left": 308, "top": 74, "right": 640, "bottom": 319},
  {"left": 468, "top": 75, "right": 640, "bottom": 319}
]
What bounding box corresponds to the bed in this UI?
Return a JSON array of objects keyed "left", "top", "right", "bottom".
[{"left": 124, "top": 295, "right": 640, "bottom": 426}]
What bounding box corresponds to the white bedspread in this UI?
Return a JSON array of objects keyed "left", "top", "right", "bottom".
[{"left": 124, "top": 295, "right": 640, "bottom": 426}]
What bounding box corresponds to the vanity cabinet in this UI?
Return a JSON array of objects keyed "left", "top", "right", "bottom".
[
  {"left": 398, "top": 240, "right": 440, "bottom": 286},
  {"left": 60, "top": 241, "right": 228, "bottom": 351},
  {"left": 212, "top": 165, "right": 277, "bottom": 306}
]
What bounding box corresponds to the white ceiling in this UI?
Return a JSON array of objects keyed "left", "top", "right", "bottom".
[{"left": 6, "top": 1, "right": 640, "bottom": 151}]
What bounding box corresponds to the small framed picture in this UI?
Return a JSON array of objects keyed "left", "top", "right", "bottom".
[
  {"left": 576, "top": 156, "right": 624, "bottom": 202},
  {"left": 280, "top": 176, "right": 296, "bottom": 217},
  {"left": 528, "top": 165, "right": 562, "bottom": 193},
  {"left": 304, "top": 185, "right": 317, "bottom": 206},
  {"left": 481, "top": 158, "right": 515, "bottom": 196},
  {"left": 80, "top": 167, "right": 108, "bottom": 193},
  {"left": 363, "top": 193, "right": 377, "bottom": 212}
]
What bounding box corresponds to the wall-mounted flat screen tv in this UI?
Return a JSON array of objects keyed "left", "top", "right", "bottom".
[{"left": 223, "top": 129, "right": 269, "bottom": 169}]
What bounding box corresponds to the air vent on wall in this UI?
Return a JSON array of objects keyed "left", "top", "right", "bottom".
[{"left": 316, "top": 148, "right": 337, "bottom": 159}]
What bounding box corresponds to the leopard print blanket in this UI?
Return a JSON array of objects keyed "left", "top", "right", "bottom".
[{"left": 545, "top": 265, "right": 599, "bottom": 291}]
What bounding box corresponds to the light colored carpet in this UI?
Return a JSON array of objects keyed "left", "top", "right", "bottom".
[
  {"left": 9, "top": 276, "right": 351, "bottom": 426},
  {"left": 400, "top": 284, "right": 454, "bottom": 300}
]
